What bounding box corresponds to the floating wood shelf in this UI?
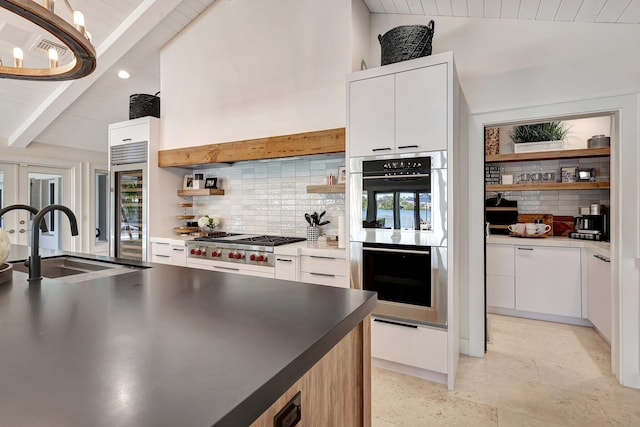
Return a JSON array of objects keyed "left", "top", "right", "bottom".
[
  {"left": 306, "top": 184, "right": 345, "bottom": 194},
  {"left": 177, "top": 188, "right": 225, "bottom": 197},
  {"left": 174, "top": 226, "right": 199, "bottom": 234},
  {"left": 159, "top": 128, "right": 345, "bottom": 167},
  {"left": 486, "top": 181, "right": 610, "bottom": 192},
  {"left": 486, "top": 147, "right": 610, "bottom": 163},
  {"left": 177, "top": 202, "right": 193, "bottom": 208},
  {"left": 176, "top": 215, "right": 195, "bottom": 220}
]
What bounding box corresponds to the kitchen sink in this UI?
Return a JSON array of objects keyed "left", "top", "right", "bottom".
[{"left": 11, "top": 256, "right": 145, "bottom": 282}]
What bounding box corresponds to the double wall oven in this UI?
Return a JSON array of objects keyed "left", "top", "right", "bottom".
[{"left": 350, "top": 151, "right": 448, "bottom": 328}]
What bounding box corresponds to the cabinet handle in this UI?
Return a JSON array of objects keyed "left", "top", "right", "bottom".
[
  {"left": 19, "top": 229, "right": 26, "bottom": 234},
  {"left": 397, "top": 145, "right": 419, "bottom": 150},
  {"left": 276, "top": 258, "right": 292, "bottom": 262},
  {"left": 593, "top": 254, "right": 611, "bottom": 263},
  {"left": 309, "top": 255, "right": 335, "bottom": 260},
  {"left": 371, "top": 147, "right": 392, "bottom": 152},
  {"left": 374, "top": 318, "right": 418, "bottom": 329},
  {"left": 172, "top": 248, "right": 184, "bottom": 252},
  {"left": 154, "top": 254, "right": 170, "bottom": 258},
  {"left": 7, "top": 229, "right": 15, "bottom": 234},
  {"left": 310, "top": 272, "right": 336, "bottom": 278},
  {"left": 517, "top": 247, "right": 533, "bottom": 251},
  {"left": 155, "top": 242, "right": 169, "bottom": 245},
  {"left": 122, "top": 138, "right": 132, "bottom": 142},
  {"left": 19, "top": 220, "right": 25, "bottom": 225},
  {"left": 214, "top": 266, "right": 240, "bottom": 271}
]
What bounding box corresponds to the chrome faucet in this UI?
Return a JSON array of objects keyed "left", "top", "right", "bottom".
[
  {"left": 29, "top": 205, "right": 79, "bottom": 281},
  {"left": 0, "top": 204, "right": 49, "bottom": 233}
]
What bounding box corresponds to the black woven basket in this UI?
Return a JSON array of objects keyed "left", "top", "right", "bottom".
[
  {"left": 129, "top": 92, "right": 160, "bottom": 119},
  {"left": 378, "top": 21, "right": 435, "bottom": 66}
]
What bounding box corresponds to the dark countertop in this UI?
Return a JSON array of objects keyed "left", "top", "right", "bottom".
[{"left": 1, "top": 247, "right": 376, "bottom": 426}]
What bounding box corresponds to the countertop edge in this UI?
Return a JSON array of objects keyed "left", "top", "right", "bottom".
[
  {"left": 218, "top": 293, "right": 377, "bottom": 427},
  {"left": 486, "top": 235, "right": 610, "bottom": 251}
]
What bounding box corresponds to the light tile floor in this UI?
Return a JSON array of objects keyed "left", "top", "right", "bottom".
[{"left": 372, "top": 314, "right": 640, "bottom": 426}]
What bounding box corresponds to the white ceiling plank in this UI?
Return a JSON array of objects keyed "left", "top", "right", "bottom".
[
  {"left": 485, "top": 0, "right": 502, "bottom": 18},
  {"left": 7, "top": 0, "right": 186, "bottom": 148},
  {"left": 555, "top": 0, "right": 583, "bottom": 21},
  {"left": 575, "top": 0, "right": 608, "bottom": 22},
  {"left": 519, "top": 0, "right": 541, "bottom": 19},
  {"left": 435, "top": 0, "right": 453, "bottom": 15},
  {"left": 596, "top": 0, "right": 632, "bottom": 22},
  {"left": 537, "top": 0, "right": 563, "bottom": 20},
  {"left": 468, "top": 0, "right": 484, "bottom": 17},
  {"left": 451, "top": 0, "right": 469, "bottom": 16},
  {"left": 501, "top": 0, "right": 522, "bottom": 19},
  {"left": 380, "top": 0, "right": 399, "bottom": 13},
  {"left": 392, "top": 0, "right": 412, "bottom": 14},
  {"left": 364, "top": 0, "right": 387, "bottom": 13},
  {"left": 618, "top": 0, "right": 640, "bottom": 22},
  {"left": 406, "top": 0, "right": 425, "bottom": 14},
  {"left": 420, "top": 0, "right": 439, "bottom": 15}
]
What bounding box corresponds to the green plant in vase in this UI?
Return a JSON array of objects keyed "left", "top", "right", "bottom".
[{"left": 509, "top": 121, "right": 569, "bottom": 143}]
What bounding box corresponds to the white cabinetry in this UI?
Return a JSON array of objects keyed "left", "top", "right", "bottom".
[
  {"left": 274, "top": 254, "right": 298, "bottom": 281},
  {"left": 150, "top": 238, "right": 186, "bottom": 266},
  {"left": 371, "top": 317, "right": 447, "bottom": 374},
  {"left": 486, "top": 244, "right": 515, "bottom": 309},
  {"left": 348, "top": 61, "right": 448, "bottom": 158},
  {"left": 300, "top": 254, "right": 349, "bottom": 288},
  {"left": 587, "top": 250, "right": 611, "bottom": 343},
  {"left": 515, "top": 245, "right": 582, "bottom": 317}
]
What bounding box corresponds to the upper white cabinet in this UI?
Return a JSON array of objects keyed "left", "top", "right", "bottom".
[{"left": 348, "top": 59, "right": 448, "bottom": 158}]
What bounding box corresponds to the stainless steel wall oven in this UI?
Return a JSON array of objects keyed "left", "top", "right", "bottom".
[{"left": 349, "top": 151, "right": 448, "bottom": 328}]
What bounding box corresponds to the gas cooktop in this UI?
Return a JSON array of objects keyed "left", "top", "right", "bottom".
[{"left": 194, "top": 234, "right": 306, "bottom": 247}]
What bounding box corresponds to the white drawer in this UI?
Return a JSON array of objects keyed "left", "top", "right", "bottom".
[
  {"left": 300, "top": 272, "right": 349, "bottom": 288},
  {"left": 151, "top": 254, "right": 172, "bottom": 265},
  {"left": 171, "top": 246, "right": 187, "bottom": 266},
  {"left": 371, "top": 317, "right": 447, "bottom": 373},
  {"left": 110, "top": 123, "right": 148, "bottom": 146},
  {"left": 151, "top": 242, "right": 171, "bottom": 256},
  {"left": 300, "top": 255, "right": 347, "bottom": 276},
  {"left": 275, "top": 255, "right": 297, "bottom": 281}
]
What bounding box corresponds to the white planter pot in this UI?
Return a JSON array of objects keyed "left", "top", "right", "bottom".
[{"left": 513, "top": 140, "right": 564, "bottom": 153}]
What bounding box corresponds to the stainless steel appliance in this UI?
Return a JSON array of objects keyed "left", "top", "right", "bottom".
[
  {"left": 109, "top": 142, "right": 148, "bottom": 261},
  {"left": 360, "top": 242, "right": 447, "bottom": 327},
  {"left": 186, "top": 234, "right": 306, "bottom": 277},
  {"left": 570, "top": 213, "right": 609, "bottom": 241},
  {"left": 349, "top": 151, "right": 448, "bottom": 327}
]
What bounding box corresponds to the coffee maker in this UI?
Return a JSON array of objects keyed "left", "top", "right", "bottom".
[{"left": 570, "top": 206, "right": 609, "bottom": 241}]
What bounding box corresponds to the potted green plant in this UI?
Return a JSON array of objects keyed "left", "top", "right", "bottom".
[{"left": 510, "top": 121, "right": 569, "bottom": 153}]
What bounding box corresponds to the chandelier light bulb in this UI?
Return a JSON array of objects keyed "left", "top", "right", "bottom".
[
  {"left": 117, "top": 70, "right": 130, "bottom": 79},
  {"left": 49, "top": 48, "right": 59, "bottom": 68},
  {"left": 13, "top": 47, "right": 23, "bottom": 68},
  {"left": 73, "top": 11, "right": 85, "bottom": 33}
]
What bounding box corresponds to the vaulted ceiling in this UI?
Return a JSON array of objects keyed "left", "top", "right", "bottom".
[{"left": 1, "top": 0, "right": 639, "bottom": 153}]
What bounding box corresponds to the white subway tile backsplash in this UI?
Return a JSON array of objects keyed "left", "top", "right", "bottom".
[{"left": 191, "top": 156, "right": 345, "bottom": 237}]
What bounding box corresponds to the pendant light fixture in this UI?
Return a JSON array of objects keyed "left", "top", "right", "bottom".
[{"left": 0, "top": 0, "right": 96, "bottom": 81}]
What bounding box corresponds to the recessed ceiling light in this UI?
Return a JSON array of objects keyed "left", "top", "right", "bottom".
[{"left": 118, "top": 70, "right": 130, "bottom": 79}]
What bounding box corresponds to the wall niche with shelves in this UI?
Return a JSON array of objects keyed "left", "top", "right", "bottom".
[{"left": 484, "top": 115, "right": 611, "bottom": 218}]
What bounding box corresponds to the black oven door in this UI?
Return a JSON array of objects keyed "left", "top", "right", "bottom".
[{"left": 362, "top": 243, "right": 432, "bottom": 307}]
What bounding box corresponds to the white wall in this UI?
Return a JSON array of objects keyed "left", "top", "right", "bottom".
[
  {"left": 160, "top": 0, "right": 351, "bottom": 150},
  {"left": 351, "top": 0, "right": 371, "bottom": 72},
  {"left": 370, "top": 15, "right": 640, "bottom": 113}
]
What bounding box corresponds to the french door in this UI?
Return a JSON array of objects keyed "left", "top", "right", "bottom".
[{"left": 0, "top": 162, "right": 72, "bottom": 249}]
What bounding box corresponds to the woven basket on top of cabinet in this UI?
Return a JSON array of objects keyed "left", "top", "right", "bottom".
[{"left": 378, "top": 21, "right": 435, "bottom": 66}]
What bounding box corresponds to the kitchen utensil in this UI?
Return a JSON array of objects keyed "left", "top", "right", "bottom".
[
  {"left": 536, "top": 224, "right": 551, "bottom": 234},
  {"left": 304, "top": 213, "right": 313, "bottom": 226},
  {"left": 519, "top": 173, "right": 530, "bottom": 183},
  {"left": 508, "top": 223, "right": 526, "bottom": 234},
  {"left": 530, "top": 172, "right": 543, "bottom": 182},
  {"left": 590, "top": 203, "right": 600, "bottom": 215},
  {"left": 525, "top": 223, "right": 536, "bottom": 235},
  {"left": 542, "top": 172, "right": 555, "bottom": 181},
  {"left": 318, "top": 221, "right": 330, "bottom": 226}
]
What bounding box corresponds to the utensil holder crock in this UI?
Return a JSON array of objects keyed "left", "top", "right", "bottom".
[{"left": 306, "top": 226, "right": 319, "bottom": 242}]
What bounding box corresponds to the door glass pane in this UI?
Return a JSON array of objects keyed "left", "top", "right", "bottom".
[
  {"left": 95, "top": 171, "right": 109, "bottom": 243},
  {"left": 29, "top": 172, "right": 62, "bottom": 250},
  {"left": 375, "top": 192, "right": 393, "bottom": 228},
  {"left": 117, "top": 170, "right": 143, "bottom": 260},
  {"left": 419, "top": 192, "right": 432, "bottom": 231}
]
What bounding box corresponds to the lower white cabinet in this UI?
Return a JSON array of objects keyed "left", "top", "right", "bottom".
[
  {"left": 151, "top": 240, "right": 186, "bottom": 266},
  {"left": 515, "top": 245, "right": 582, "bottom": 317},
  {"left": 274, "top": 255, "right": 298, "bottom": 281},
  {"left": 486, "top": 244, "right": 515, "bottom": 309},
  {"left": 299, "top": 254, "right": 349, "bottom": 288},
  {"left": 587, "top": 250, "right": 612, "bottom": 342},
  {"left": 371, "top": 317, "right": 447, "bottom": 373}
]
